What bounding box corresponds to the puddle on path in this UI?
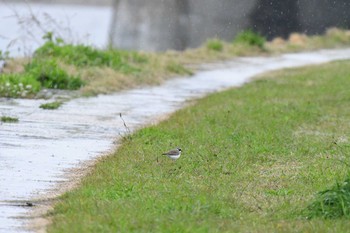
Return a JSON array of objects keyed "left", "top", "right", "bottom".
[{"left": 1, "top": 48, "right": 350, "bottom": 232}]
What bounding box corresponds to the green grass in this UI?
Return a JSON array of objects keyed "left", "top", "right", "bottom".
[
  {"left": 34, "top": 41, "right": 144, "bottom": 74},
  {"left": 25, "top": 58, "right": 84, "bottom": 90},
  {"left": 0, "top": 34, "right": 84, "bottom": 97},
  {"left": 0, "top": 73, "right": 41, "bottom": 98},
  {"left": 306, "top": 175, "right": 350, "bottom": 219},
  {"left": 1, "top": 116, "right": 19, "bottom": 123},
  {"left": 2, "top": 29, "right": 350, "bottom": 98},
  {"left": 0, "top": 57, "right": 84, "bottom": 98},
  {"left": 39, "top": 101, "right": 63, "bottom": 110},
  {"left": 48, "top": 60, "right": 350, "bottom": 232},
  {"left": 206, "top": 39, "right": 224, "bottom": 51},
  {"left": 233, "top": 29, "right": 266, "bottom": 49}
]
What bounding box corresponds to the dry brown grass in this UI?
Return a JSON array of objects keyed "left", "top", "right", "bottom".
[{"left": 1, "top": 57, "right": 30, "bottom": 73}]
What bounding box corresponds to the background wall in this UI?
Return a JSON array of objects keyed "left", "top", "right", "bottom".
[
  {"left": 109, "top": 0, "right": 257, "bottom": 51},
  {"left": 109, "top": 0, "right": 189, "bottom": 51},
  {"left": 109, "top": 0, "right": 350, "bottom": 51},
  {"left": 3, "top": 0, "right": 349, "bottom": 51},
  {"left": 250, "top": 0, "right": 301, "bottom": 39},
  {"left": 297, "top": 0, "right": 350, "bottom": 34},
  {"left": 187, "top": 0, "right": 256, "bottom": 48}
]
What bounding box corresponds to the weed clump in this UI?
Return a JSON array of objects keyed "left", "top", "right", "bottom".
[
  {"left": 234, "top": 29, "right": 266, "bottom": 49},
  {"left": 0, "top": 57, "right": 84, "bottom": 97},
  {"left": 0, "top": 33, "right": 87, "bottom": 97},
  {"left": 306, "top": 176, "right": 350, "bottom": 219},
  {"left": 34, "top": 37, "right": 146, "bottom": 74},
  {"left": 1, "top": 116, "right": 19, "bottom": 123},
  {"left": 39, "top": 101, "right": 63, "bottom": 110},
  {"left": 206, "top": 39, "right": 224, "bottom": 51},
  {"left": 166, "top": 62, "right": 193, "bottom": 75},
  {"left": 325, "top": 27, "right": 350, "bottom": 44},
  {"left": 25, "top": 59, "right": 83, "bottom": 90},
  {"left": 0, "top": 73, "right": 41, "bottom": 98}
]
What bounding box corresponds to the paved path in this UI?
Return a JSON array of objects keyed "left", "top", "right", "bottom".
[{"left": 1, "top": 48, "right": 350, "bottom": 232}]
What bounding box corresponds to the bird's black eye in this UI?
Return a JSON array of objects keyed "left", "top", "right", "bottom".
[{"left": 178, "top": 148, "right": 182, "bottom": 151}]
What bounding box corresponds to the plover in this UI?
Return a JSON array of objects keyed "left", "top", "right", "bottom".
[{"left": 162, "top": 147, "right": 182, "bottom": 160}]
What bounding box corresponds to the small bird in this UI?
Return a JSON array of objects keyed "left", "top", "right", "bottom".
[{"left": 162, "top": 147, "right": 182, "bottom": 160}]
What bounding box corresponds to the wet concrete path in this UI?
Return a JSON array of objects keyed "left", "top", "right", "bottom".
[{"left": 1, "top": 48, "right": 350, "bottom": 232}]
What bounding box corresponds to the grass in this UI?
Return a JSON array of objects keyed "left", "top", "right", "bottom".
[
  {"left": 306, "top": 175, "right": 350, "bottom": 219},
  {"left": 48, "top": 60, "right": 350, "bottom": 232},
  {"left": 233, "top": 29, "right": 266, "bottom": 49},
  {"left": 0, "top": 73, "right": 41, "bottom": 98},
  {"left": 34, "top": 40, "right": 145, "bottom": 74},
  {"left": 1, "top": 28, "right": 350, "bottom": 98},
  {"left": 206, "top": 39, "right": 224, "bottom": 51},
  {"left": 1, "top": 116, "right": 19, "bottom": 123},
  {"left": 25, "top": 58, "right": 84, "bottom": 90},
  {"left": 39, "top": 101, "right": 63, "bottom": 110},
  {"left": 0, "top": 57, "right": 83, "bottom": 98}
]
